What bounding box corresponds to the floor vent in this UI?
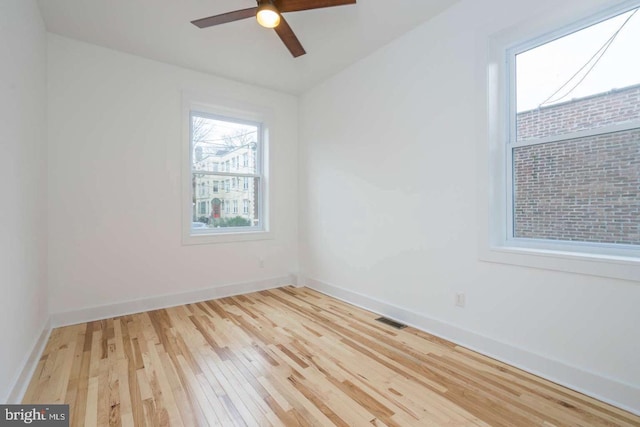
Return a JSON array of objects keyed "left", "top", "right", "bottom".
[{"left": 375, "top": 317, "right": 407, "bottom": 329}]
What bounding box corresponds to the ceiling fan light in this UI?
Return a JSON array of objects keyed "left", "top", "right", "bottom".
[{"left": 256, "top": 4, "right": 281, "bottom": 28}]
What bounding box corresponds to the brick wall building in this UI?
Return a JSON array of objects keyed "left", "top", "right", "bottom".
[{"left": 513, "top": 84, "right": 640, "bottom": 245}]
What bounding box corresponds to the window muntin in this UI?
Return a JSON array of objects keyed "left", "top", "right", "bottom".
[
  {"left": 508, "top": 6, "right": 640, "bottom": 250},
  {"left": 190, "top": 112, "right": 262, "bottom": 233}
]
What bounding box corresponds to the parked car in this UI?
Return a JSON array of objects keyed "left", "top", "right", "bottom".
[{"left": 191, "top": 222, "right": 208, "bottom": 229}]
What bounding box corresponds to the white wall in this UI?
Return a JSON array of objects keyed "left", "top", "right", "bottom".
[
  {"left": 299, "top": 0, "right": 640, "bottom": 413},
  {"left": 47, "top": 35, "right": 298, "bottom": 317},
  {"left": 0, "top": 0, "right": 49, "bottom": 402}
]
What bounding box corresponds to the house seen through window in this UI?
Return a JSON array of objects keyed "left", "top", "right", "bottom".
[
  {"left": 508, "top": 5, "right": 640, "bottom": 251},
  {"left": 190, "top": 112, "right": 262, "bottom": 233}
]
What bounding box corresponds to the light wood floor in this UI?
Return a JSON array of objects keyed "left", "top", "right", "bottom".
[{"left": 23, "top": 286, "right": 640, "bottom": 426}]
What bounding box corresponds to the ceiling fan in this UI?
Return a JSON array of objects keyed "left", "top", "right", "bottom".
[{"left": 191, "top": 0, "right": 357, "bottom": 58}]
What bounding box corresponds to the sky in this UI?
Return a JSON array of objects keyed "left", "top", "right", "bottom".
[
  {"left": 193, "top": 115, "right": 257, "bottom": 149},
  {"left": 516, "top": 7, "right": 640, "bottom": 112}
]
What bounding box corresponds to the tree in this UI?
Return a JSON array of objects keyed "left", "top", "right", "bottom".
[
  {"left": 223, "top": 128, "right": 257, "bottom": 149},
  {"left": 192, "top": 116, "right": 212, "bottom": 144},
  {"left": 211, "top": 216, "right": 251, "bottom": 228}
]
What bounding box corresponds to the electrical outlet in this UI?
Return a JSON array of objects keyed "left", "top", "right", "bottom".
[{"left": 455, "top": 292, "right": 466, "bottom": 308}]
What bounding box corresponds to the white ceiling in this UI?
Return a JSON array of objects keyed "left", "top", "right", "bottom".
[{"left": 37, "top": 0, "right": 459, "bottom": 94}]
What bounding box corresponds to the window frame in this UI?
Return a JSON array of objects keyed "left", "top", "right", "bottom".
[
  {"left": 505, "top": 15, "right": 640, "bottom": 254},
  {"left": 182, "top": 94, "right": 273, "bottom": 245},
  {"left": 481, "top": 0, "right": 640, "bottom": 282}
]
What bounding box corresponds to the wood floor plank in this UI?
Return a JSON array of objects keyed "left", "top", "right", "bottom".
[
  {"left": 22, "top": 286, "right": 640, "bottom": 427},
  {"left": 85, "top": 376, "right": 99, "bottom": 427}
]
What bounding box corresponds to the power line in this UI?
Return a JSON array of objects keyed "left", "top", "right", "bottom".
[
  {"left": 539, "top": 8, "right": 638, "bottom": 107},
  {"left": 193, "top": 130, "right": 257, "bottom": 145}
]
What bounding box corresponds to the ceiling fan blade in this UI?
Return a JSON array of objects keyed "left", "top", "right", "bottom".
[
  {"left": 274, "top": 16, "right": 306, "bottom": 57},
  {"left": 191, "top": 7, "right": 258, "bottom": 28},
  {"left": 274, "top": 0, "right": 355, "bottom": 13}
]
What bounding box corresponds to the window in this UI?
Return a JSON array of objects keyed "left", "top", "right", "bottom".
[
  {"left": 483, "top": 2, "right": 640, "bottom": 281},
  {"left": 243, "top": 199, "right": 250, "bottom": 214},
  {"left": 243, "top": 153, "right": 249, "bottom": 167},
  {"left": 507, "top": 6, "right": 640, "bottom": 253},
  {"left": 188, "top": 110, "right": 264, "bottom": 238},
  {"left": 198, "top": 201, "right": 207, "bottom": 215}
]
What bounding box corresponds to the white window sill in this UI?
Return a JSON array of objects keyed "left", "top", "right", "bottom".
[
  {"left": 182, "top": 230, "right": 273, "bottom": 245},
  {"left": 480, "top": 244, "right": 640, "bottom": 283}
]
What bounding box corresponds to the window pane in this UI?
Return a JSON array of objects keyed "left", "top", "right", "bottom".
[
  {"left": 191, "top": 115, "right": 258, "bottom": 174},
  {"left": 515, "top": 8, "right": 640, "bottom": 141},
  {"left": 513, "top": 129, "right": 640, "bottom": 245},
  {"left": 192, "top": 174, "right": 260, "bottom": 229}
]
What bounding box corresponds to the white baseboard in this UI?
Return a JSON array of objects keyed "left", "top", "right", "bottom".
[
  {"left": 51, "top": 275, "right": 295, "bottom": 327},
  {"left": 291, "top": 273, "right": 304, "bottom": 288},
  {"left": 305, "top": 277, "right": 640, "bottom": 416},
  {"left": 6, "top": 318, "right": 52, "bottom": 404}
]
